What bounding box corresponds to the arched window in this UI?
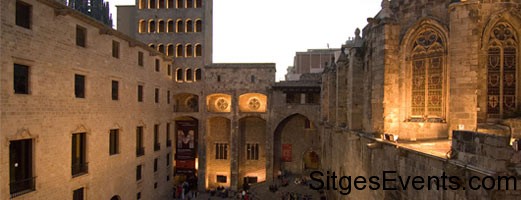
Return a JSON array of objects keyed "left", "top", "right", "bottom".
[
  {"left": 186, "top": 68, "right": 193, "bottom": 81},
  {"left": 167, "top": 20, "right": 174, "bottom": 32},
  {"left": 195, "top": 0, "right": 202, "bottom": 8},
  {"left": 159, "top": 0, "right": 165, "bottom": 8},
  {"left": 195, "top": 68, "right": 202, "bottom": 81},
  {"left": 110, "top": 195, "right": 120, "bottom": 200},
  {"left": 195, "top": 44, "right": 202, "bottom": 57},
  {"left": 167, "top": 0, "right": 174, "bottom": 8},
  {"left": 487, "top": 22, "right": 518, "bottom": 119},
  {"left": 176, "top": 19, "right": 183, "bottom": 33},
  {"left": 158, "top": 44, "right": 165, "bottom": 54},
  {"left": 167, "top": 44, "right": 174, "bottom": 56},
  {"left": 139, "top": 0, "right": 146, "bottom": 9},
  {"left": 410, "top": 27, "right": 446, "bottom": 119},
  {"left": 149, "top": 43, "right": 155, "bottom": 49},
  {"left": 186, "top": 19, "right": 193, "bottom": 32},
  {"left": 185, "top": 44, "right": 193, "bottom": 57},
  {"left": 186, "top": 0, "right": 193, "bottom": 8},
  {"left": 138, "top": 20, "right": 146, "bottom": 33},
  {"left": 176, "top": 44, "right": 183, "bottom": 57},
  {"left": 149, "top": 20, "right": 156, "bottom": 33},
  {"left": 149, "top": 0, "right": 156, "bottom": 9},
  {"left": 176, "top": 68, "right": 183, "bottom": 81},
  {"left": 158, "top": 20, "right": 165, "bottom": 33},
  {"left": 176, "top": 0, "right": 183, "bottom": 8},
  {"left": 195, "top": 20, "right": 202, "bottom": 32}
]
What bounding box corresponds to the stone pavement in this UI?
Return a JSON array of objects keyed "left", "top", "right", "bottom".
[{"left": 192, "top": 175, "right": 326, "bottom": 200}]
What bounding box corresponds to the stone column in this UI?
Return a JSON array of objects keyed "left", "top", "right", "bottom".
[{"left": 229, "top": 91, "right": 239, "bottom": 190}]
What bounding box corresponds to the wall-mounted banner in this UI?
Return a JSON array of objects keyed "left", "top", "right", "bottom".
[{"left": 176, "top": 120, "right": 198, "bottom": 160}]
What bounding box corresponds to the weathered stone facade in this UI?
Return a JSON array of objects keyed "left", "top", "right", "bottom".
[{"left": 320, "top": 0, "right": 521, "bottom": 199}]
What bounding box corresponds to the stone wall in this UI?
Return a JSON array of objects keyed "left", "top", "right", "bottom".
[{"left": 0, "top": 0, "right": 175, "bottom": 199}]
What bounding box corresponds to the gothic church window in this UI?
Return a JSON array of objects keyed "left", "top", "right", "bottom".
[
  {"left": 410, "top": 28, "right": 445, "bottom": 119},
  {"left": 487, "top": 23, "right": 518, "bottom": 118}
]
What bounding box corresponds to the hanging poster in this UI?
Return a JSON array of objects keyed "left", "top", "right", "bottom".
[{"left": 175, "top": 120, "right": 198, "bottom": 160}]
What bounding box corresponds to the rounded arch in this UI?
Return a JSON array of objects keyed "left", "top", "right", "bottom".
[
  {"left": 185, "top": 43, "right": 193, "bottom": 57},
  {"left": 185, "top": 19, "right": 193, "bottom": 32},
  {"left": 175, "top": 68, "right": 184, "bottom": 82},
  {"left": 195, "top": 43, "right": 202, "bottom": 57},
  {"left": 110, "top": 195, "right": 121, "bottom": 200},
  {"left": 195, "top": 19, "right": 202, "bottom": 32},
  {"left": 206, "top": 93, "right": 232, "bottom": 113},
  {"left": 185, "top": 68, "right": 193, "bottom": 81},
  {"left": 148, "top": 19, "right": 156, "bottom": 33},
  {"left": 401, "top": 18, "right": 449, "bottom": 54},
  {"left": 148, "top": 43, "right": 155, "bottom": 49},
  {"left": 194, "top": 68, "right": 202, "bottom": 81},
  {"left": 138, "top": 0, "right": 146, "bottom": 9},
  {"left": 174, "top": 93, "right": 199, "bottom": 112},
  {"left": 158, "top": 19, "right": 165, "bottom": 33},
  {"left": 176, "top": 19, "right": 184, "bottom": 33},
  {"left": 157, "top": 43, "right": 165, "bottom": 54},
  {"left": 138, "top": 19, "right": 146, "bottom": 33},
  {"left": 167, "top": 19, "right": 174, "bottom": 32},
  {"left": 167, "top": 43, "right": 174, "bottom": 56},
  {"left": 175, "top": 43, "right": 183, "bottom": 57},
  {"left": 239, "top": 93, "right": 268, "bottom": 113}
]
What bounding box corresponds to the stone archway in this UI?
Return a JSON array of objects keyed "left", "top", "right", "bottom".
[{"left": 273, "top": 114, "right": 320, "bottom": 176}]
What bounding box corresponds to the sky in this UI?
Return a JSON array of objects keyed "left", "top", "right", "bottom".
[{"left": 110, "top": 0, "right": 382, "bottom": 80}]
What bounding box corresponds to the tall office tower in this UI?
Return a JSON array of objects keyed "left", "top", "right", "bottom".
[{"left": 117, "top": 0, "right": 213, "bottom": 83}]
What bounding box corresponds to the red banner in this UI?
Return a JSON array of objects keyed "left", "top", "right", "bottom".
[{"left": 282, "top": 144, "right": 292, "bottom": 162}]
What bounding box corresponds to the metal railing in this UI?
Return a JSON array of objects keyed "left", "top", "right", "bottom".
[
  {"left": 136, "top": 147, "right": 145, "bottom": 157},
  {"left": 72, "top": 162, "right": 89, "bottom": 177},
  {"left": 10, "top": 177, "right": 36, "bottom": 198}
]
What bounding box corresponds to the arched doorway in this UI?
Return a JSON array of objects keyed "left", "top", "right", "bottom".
[{"left": 273, "top": 114, "right": 320, "bottom": 176}]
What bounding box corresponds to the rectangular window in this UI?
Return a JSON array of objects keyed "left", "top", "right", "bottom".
[
  {"left": 154, "top": 124, "right": 160, "bottom": 151},
  {"left": 137, "top": 192, "right": 141, "bottom": 200},
  {"left": 72, "top": 187, "right": 84, "bottom": 200},
  {"left": 76, "top": 25, "right": 86, "bottom": 47},
  {"left": 138, "top": 51, "right": 144, "bottom": 66},
  {"left": 215, "top": 143, "right": 228, "bottom": 160},
  {"left": 167, "top": 90, "right": 171, "bottom": 104},
  {"left": 155, "top": 88, "right": 159, "bottom": 103},
  {"left": 112, "top": 40, "right": 120, "bottom": 58},
  {"left": 16, "top": 1, "right": 31, "bottom": 29},
  {"left": 167, "top": 64, "right": 172, "bottom": 76},
  {"left": 216, "top": 175, "right": 227, "bottom": 183},
  {"left": 14, "top": 64, "right": 29, "bottom": 94},
  {"left": 154, "top": 158, "right": 158, "bottom": 172},
  {"left": 72, "top": 132, "right": 87, "bottom": 176},
  {"left": 75, "top": 74, "right": 85, "bottom": 98},
  {"left": 136, "top": 126, "right": 144, "bottom": 157},
  {"left": 304, "top": 118, "right": 311, "bottom": 129},
  {"left": 9, "top": 139, "right": 34, "bottom": 197},
  {"left": 136, "top": 165, "right": 142, "bottom": 181},
  {"left": 137, "top": 85, "right": 143, "bottom": 102},
  {"left": 109, "top": 129, "right": 119, "bottom": 155},
  {"left": 155, "top": 59, "right": 160, "bottom": 72},
  {"left": 286, "top": 92, "right": 300, "bottom": 104},
  {"left": 111, "top": 80, "right": 119, "bottom": 100},
  {"left": 166, "top": 153, "right": 171, "bottom": 166},
  {"left": 246, "top": 143, "right": 259, "bottom": 160},
  {"left": 166, "top": 123, "right": 171, "bottom": 147}
]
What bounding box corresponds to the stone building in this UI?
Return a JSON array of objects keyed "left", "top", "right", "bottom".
[
  {"left": 286, "top": 48, "right": 340, "bottom": 81},
  {"left": 319, "top": 0, "right": 521, "bottom": 199}
]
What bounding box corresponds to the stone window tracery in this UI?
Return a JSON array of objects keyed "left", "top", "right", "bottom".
[
  {"left": 410, "top": 28, "right": 445, "bottom": 119},
  {"left": 487, "top": 23, "right": 518, "bottom": 118}
]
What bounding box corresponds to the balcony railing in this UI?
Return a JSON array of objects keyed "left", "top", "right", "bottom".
[
  {"left": 72, "top": 162, "right": 89, "bottom": 177},
  {"left": 166, "top": 140, "right": 172, "bottom": 147},
  {"left": 136, "top": 147, "right": 145, "bottom": 157},
  {"left": 10, "top": 177, "right": 36, "bottom": 198},
  {"left": 154, "top": 143, "right": 161, "bottom": 151}
]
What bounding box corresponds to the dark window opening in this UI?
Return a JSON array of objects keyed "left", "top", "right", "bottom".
[
  {"left": 176, "top": 69, "right": 183, "bottom": 81},
  {"left": 137, "top": 85, "right": 143, "bottom": 102},
  {"left": 167, "top": 64, "right": 172, "bottom": 76},
  {"left": 305, "top": 92, "right": 320, "bottom": 104},
  {"left": 176, "top": 44, "right": 183, "bottom": 57},
  {"left": 176, "top": 0, "right": 183, "bottom": 8},
  {"left": 195, "top": 20, "right": 202, "bottom": 32},
  {"left": 195, "top": 44, "right": 202, "bottom": 57},
  {"left": 149, "top": 20, "right": 156, "bottom": 33},
  {"left": 246, "top": 143, "right": 259, "bottom": 160},
  {"left": 167, "top": 90, "right": 171, "bottom": 104},
  {"left": 9, "top": 139, "right": 34, "bottom": 197},
  {"left": 167, "top": 0, "right": 174, "bottom": 8},
  {"left": 136, "top": 126, "right": 144, "bottom": 157},
  {"left": 217, "top": 75, "right": 221, "bottom": 82},
  {"left": 138, "top": 51, "right": 144, "bottom": 66},
  {"left": 16, "top": 1, "right": 31, "bottom": 29},
  {"left": 155, "top": 59, "right": 160, "bottom": 72},
  {"left": 250, "top": 75, "right": 255, "bottom": 83},
  {"left": 154, "top": 124, "right": 160, "bottom": 151},
  {"left": 167, "top": 20, "right": 174, "bottom": 32},
  {"left": 195, "top": 69, "right": 202, "bottom": 81},
  {"left": 216, "top": 175, "right": 227, "bottom": 183},
  {"left": 155, "top": 88, "right": 159, "bottom": 103},
  {"left": 76, "top": 25, "right": 87, "bottom": 47},
  {"left": 195, "top": 0, "right": 202, "bottom": 8},
  {"left": 75, "top": 74, "right": 85, "bottom": 98},
  {"left": 154, "top": 182, "right": 158, "bottom": 189},
  {"left": 176, "top": 20, "right": 183, "bottom": 33},
  {"left": 186, "top": 69, "right": 193, "bottom": 81},
  {"left": 111, "top": 80, "right": 119, "bottom": 100},
  {"left": 186, "top": 45, "right": 193, "bottom": 57},
  {"left": 154, "top": 158, "right": 158, "bottom": 172},
  {"left": 109, "top": 129, "right": 119, "bottom": 155},
  {"left": 166, "top": 153, "right": 171, "bottom": 166},
  {"left": 158, "top": 44, "right": 165, "bottom": 54},
  {"left": 244, "top": 176, "right": 258, "bottom": 184},
  {"left": 286, "top": 92, "right": 300, "bottom": 104},
  {"left": 14, "top": 64, "right": 29, "bottom": 94},
  {"left": 186, "top": 20, "right": 193, "bottom": 32},
  {"left": 137, "top": 192, "right": 141, "bottom": 200},
  {"left": 136, "top": 165, "right": 142, "bottom": 181},
  {"left": 215, "top": 143, "right": 228, "bottom": 160},
  {"left": 304, "top": 118, "right": 311, "bottom": 129},
  {"left": 112, "top": 40, "right": 120, "bottom": 58},
  {"left": 166, "top": 123, "right": 171, "bottom": 147},
  {"left": 186, "top": 0, "right": 193, "bottom": 8},
  {"left": 159, "top": 0, "right": 165, "bottom": 8},
  {"left": 158, "top": 20, "right": 165, "bottom": 32},
  {"left": 73, "top": 187, "right": 84, "bottom": 200},
  {"left": 72, "top": 132, "right": 87, "bottom": 176},
  {"left": 149, "top": 0, "right": 156, "bottom": 9}
]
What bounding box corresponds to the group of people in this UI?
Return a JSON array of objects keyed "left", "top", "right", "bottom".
[{"left": 174, "top": 175, "right": 198, "bottom": 200}]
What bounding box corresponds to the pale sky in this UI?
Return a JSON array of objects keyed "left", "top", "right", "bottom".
[{"left": 110, "top": 0, "right": 382, "bottom": 80}]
